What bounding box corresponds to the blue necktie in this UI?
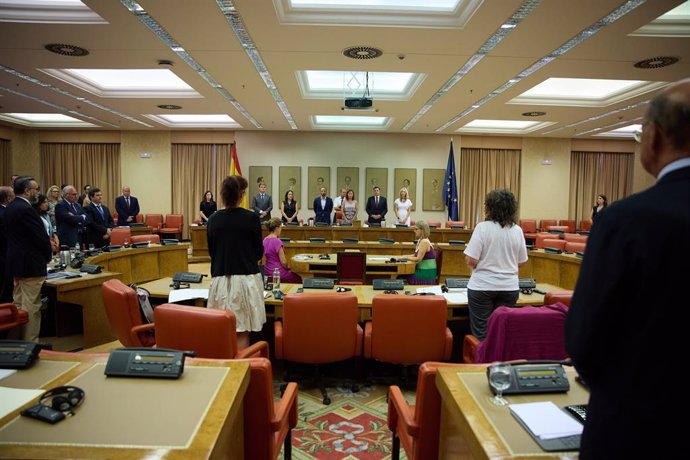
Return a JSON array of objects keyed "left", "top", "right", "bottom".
[{"left": 97, "top": 205, "right": 104, "bottom": 220}]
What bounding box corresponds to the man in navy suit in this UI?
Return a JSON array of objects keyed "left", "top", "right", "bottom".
[
  {"left": 55, "top": 185, "right": 88, "bottom": 248},
  {"left": 250, "top": 182, "right": 272, "bottom": 223},
  {"left": 312, "top": 186, "right": 333, "bottom": 224},
  {"left": 0, "top": 186, "right": 14, "bottom": 303},
  {"left": 115, "top": 186, "right": 140, "bottom": 226},
  {"left": 84, "top": 187, "right": 114, "bottom": 248},
  {"left": 565, "top": 78, "right": 690, "bottom": 458},
  {"left": 365, "top": 186, "right": 388, "bottom": 225},
  {"left": 4, "top": 176, "right": 52, "bottom": 341}
]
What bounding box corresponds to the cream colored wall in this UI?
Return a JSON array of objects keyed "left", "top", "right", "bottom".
[
  {"left": 520, "top": 138, "right": 572, "bottom": 222},
  {"left": 120, "top": 131, "right": 172, "bottom": 215}
]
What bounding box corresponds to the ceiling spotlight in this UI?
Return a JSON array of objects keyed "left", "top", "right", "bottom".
[
  {"left": 157, "top": 104, "right": 182, "bottom": 110},
  {"left": 522, "top": 111, "right": 546, "bottom": 117},
  {"left": 342, "top": 46, "right": 383, "bottom": 60},
  {"left": 634, "top": 56, "right": 679, "bottom": 69},
  {"left": 44, "top": 44, "right": 89, "bottom": 57}
]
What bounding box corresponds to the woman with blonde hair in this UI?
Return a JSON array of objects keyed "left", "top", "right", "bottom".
[
  {"left": 394, "top": 187, "right": 412, "bottom": 225},
  {"left": 46, "top": 185, "right": 61, "bottom": 228},
  {"left": 402, "top": 220, "right": 437, "bottom": 285}
]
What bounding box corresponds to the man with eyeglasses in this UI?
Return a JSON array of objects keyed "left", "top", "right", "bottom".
[
  {"left": 3, "top": 176, "right": 52, "bottom": 341},
  {"left": 55, "top": 185, "right": 88, "bottom": 248},
  {"left": 565, "top": 78, "right": 690, "bottom": 458}
]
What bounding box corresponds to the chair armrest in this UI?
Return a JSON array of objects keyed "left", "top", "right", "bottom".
[
  {"left": 271, "top": 381, "right": 299, "bottom": 431},
  {"left": 363, "top": 321, "right": 373, "bottom": 358},
  {"left": 274, "top": 321, "right": 284, "bottom": 359},
  {"left": 387, "top": 385, "right": 420, "bottom": 437},
  {"left": 463, "top": 334, "right": 480, "bottom": 363},
  {"left": 130, "top": 323, "right": 155, "bottom": 344},
  {"left": 236, "top": 340, "right": 269, "bottom": 359},
  {"left": 443, "top": 327, "right": 453, "bottom": 361}
]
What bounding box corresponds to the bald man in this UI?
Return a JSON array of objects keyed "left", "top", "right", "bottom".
[
  {"left": 115, "top": 186, "right": 140, "bottom": 226},
  {"left": 565, "top": 78, "right": 690, "bottom": 458}
]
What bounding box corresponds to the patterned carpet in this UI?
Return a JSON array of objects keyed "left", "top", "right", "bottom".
[{"left": 276, "top": 382, "right": 414, "bottom": 460}]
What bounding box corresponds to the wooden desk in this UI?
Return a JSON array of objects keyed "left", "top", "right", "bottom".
[
  {"left": 43, "top": 271, "right": 122, "bottom": 348},
  {"left": 290, "top": 253, "right": 416, "bottom": 280},
  {"left": 435, "top": 366, "right": 588, "bottom": 459},
  {"left": 0, "top": 352, "right": 249, "bottom": 459},
  {"left": 190, "top": 225, "right": 208, "bottom": 257},
  {"left": 87, "top": 243, "right": 189, "bottom": 285},
  {"left": 128, "top": 225, "right": 153, "bottom": 236}
]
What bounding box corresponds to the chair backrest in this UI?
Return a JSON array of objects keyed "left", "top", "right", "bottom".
[
  {"left": 542, "top": 238, "right": 566, "bottom": 250},
  {"left": 475, "top": 304, "right": 569, "bottom": 363},
  {"left": 519, "top": 219, "right": 537, "bottom": 233},
  {"left": 164, "top": 214, "right": 184, "bottom": 230},
  {"left": 565, "top": 241, "right": 586, "bottom": 254},
  {"left": 0, "top": 303, "right": 29, "bottom": 332},
  {"left": 544, "top": 290, "right": 573, "bottom": 306},
  {"left": 101, "top": 279, "right": 154, "bottom": 347},
  {"left": 426, "top": 221, "right": 441, "bottom": 229},
  {"left": 336, "top": 251, "right": 366, "bottom": 284},
  {"left": 534, "top": 233, "right": 551, "bottom": 249},
  {"left": 558, "top": 219, "right": 576, "bottom": 233},
  {"left": 563, "top": 233, "right": 588, "bottom": 243},
  {"left": 130, "top": 234, "right": 160, "bottom": 244},
  {"left": 136, "top": 214, "right": 144, "bottom": 224},
  {"left": 110, "top": 227, "right": 132, "bottom": 246},
  {"left": 539, "top": 219, "right": 557, "bottom": 231},
  {"left": 445, "top": 220, "right": 465, "bottom": 229},
  {"left": 367, "top": 295, "right": 451, "bottom": 364},
  {"left": 278, "top": 293, "right": 362, "bottom": 363},
  {"left": 579, "top": 219, "right": 592, "bottom": 231},
  {"left": 546, "top": 225, "right": 568, "bottom": 234},
  {"left": 153, "top": 303, "right": 239, "bottom": 358},
  {"left": 144, "top": 213, "right": 163, "bottom": 229}
]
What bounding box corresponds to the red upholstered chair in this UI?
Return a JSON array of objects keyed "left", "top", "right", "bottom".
[
  {"left": 579, "top": 219, "right": 592, "bottom": 232},
  {"left": 462, "top": 304, "right": 569, "bottom": 363},
  {"left": 542, "top": 238, "right": 566, "bottom": 251},
  {"left": 426, "top": 221, "right": 441, "bottom": 229},
  {"left": 558, "top": 219, "right": 576, "bottom": 233},
  {"left": 112, "top": 211, "right": 118, "bottom": 222},
  {"left": 545, "top": 290, "right": 573, "bottom": 307},
  {"left": 534, "top": 232, "right": 552, "bottom": 249},
  {"left": 153, "top": 303, "right": 268, "bottom": 359},
  {"left": 546, "top": 225, "right": 569, "bottom": 235},
  {"left": 388, "top": 362, "right": 465, "bottom": 460},
  {"left": 110, "top": 227, "right": 131, "bottom": 246},
  {"left": 101, "top": 279, "right": 155, "bottom": 347},
  {"left": 564, "top": 233, "right": 588, "bottom": 243},
  {"left": 539, "top": 219, "right": 557, "bottom": 231},
  {"left": 144, "top": 214, "right": 164, "bottom": 234},
  {"left": 136, "top": 214, "right": 144, "bottom": 224},
  {"left": 565, "top": 241, "right": 586, "bottom": 254},
  {"left": 160, "top": 214, "right": 184, "bottom": 240},
  {"left": 130, "top": 234, "right": 160, "bottom": 244},
  {"left": 0, "top": 303, "right": 29, "bottom": 337},
  {"left": 275, "top": 293, "right": 362, "bottom": 405},
  {"left": 242, "top": 357, "right": 298, "bottom": 460},
  {"left": 336, "top": 251, "right": 366, "bottom": 285},
  {"left": 364, "top": 295, "right": 452, "bottom": 365},
  {"left": 445, "top": 220, "right": 465, "bottom": 229},
  {"left": 519, "top": 219, "right": 538, "bottom": 243}
]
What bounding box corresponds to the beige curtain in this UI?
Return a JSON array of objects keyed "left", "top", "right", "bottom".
[
  {"left": 458, "top": 148, "right": 521, "bottom": 229},
  {"left": 569, "top": 151, "right": 634, "bottom": 224},
  {"left": 0, "top": 139, "right": 10, "bottom": 186},
  {"left": 40, "top": 143, "right": 121, "bottom": 209},
  {"left": 171, "top": 144, "right": 231, "bottom": 239}
]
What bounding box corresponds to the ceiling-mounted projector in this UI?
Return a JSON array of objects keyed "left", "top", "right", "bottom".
[{"left": 344, "top": 97, "right": 373, "bottom": 109}]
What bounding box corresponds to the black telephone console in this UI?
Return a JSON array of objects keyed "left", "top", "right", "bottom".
[
  {"left": 105, "top": 348, "right": 193, "bottom": 379},
  {"left": 0, "top": 340, "right": 51, "bottom": 369}
]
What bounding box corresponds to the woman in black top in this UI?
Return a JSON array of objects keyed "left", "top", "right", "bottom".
[
  {"left": 280, "top": 189, "right": 300, "bottom": 224},
  {"left": 206, "top": 176, "right": 265, "bottom": 349},
  {"left": 591, "top": 193, "right": 608, "bottom": 224},
  {"left": 199, "top": 190, "right": 217, "bottom": 223}
]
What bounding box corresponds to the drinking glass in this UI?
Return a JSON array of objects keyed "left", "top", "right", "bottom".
[
  {"left": 488, "top": 363, "right": 512, "bottom": 406},
  {"left": 88, "top": 243, "right": 95, "bottom": 251}
]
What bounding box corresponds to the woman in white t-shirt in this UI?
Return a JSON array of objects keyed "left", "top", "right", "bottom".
[
  {"left": 394, "top": 187, "right": 413, "bottom": 226},
  {"left": 464, "top": 189, "right": 528, "bottom": 340}
]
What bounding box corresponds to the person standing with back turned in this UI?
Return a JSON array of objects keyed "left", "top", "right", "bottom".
[
  {"left": 565, "top": 78, "right": 690, "bottom": 459},
  {"left": 206, "top": 176, "right": 265, "bottom": 349}
]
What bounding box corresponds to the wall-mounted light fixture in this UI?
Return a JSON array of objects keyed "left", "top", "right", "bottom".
[{"left": 139, "top": 152, "right": 152, "bottom": 159}]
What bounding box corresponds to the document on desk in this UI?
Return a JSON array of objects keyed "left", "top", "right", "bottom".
[
  {"left": 168, "top": 288, "right": 209, "bottom": 303},
  {"left": 510, "top": 401, "right": 583, "bottom": 440},
  {"left": 416, "top": 286, "right": 468, "bottom": 303},
  {"left": 293, "top": 255, "right": 312, "bottom": 261},
  {"left": 0, "top": 369, "right": 17, "bottom": 380},
  {"left": 0, "top": 387, "right": 43, "bottom": 419}
]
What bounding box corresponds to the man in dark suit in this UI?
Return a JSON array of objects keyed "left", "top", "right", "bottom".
[
  {"left": 84, "top": 187, "right": 114, "bottom": 248},
  {"left": 55, "top": 185, "right": 88, "bottom": 248},
  {"left": 77, "top": 184, "right": 90, "bottom": 207},
  {"left": 250, "top": 181, "right": 272, "bottom": 223},
  {"left": 312, "top": 186, "right": 333, "bottom": 224},
  {"left": 365, "top": 186, "right": 388, "bottom": 225},
  {"left": 0, "top": 186, "right": 15, "bottom": 303},
  {"left": 565, "top": 78, "right": 690, "bottom": 458},
  {"left": 115, "top": 186, "right": 140, "bottom": 225},
  {"left": 4, "top": 176, "right": 52, "bottom": 341}
]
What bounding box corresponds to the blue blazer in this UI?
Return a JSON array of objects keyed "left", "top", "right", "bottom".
[
  {"left": 4, "top": 197, "right": 52, "bottom": 278},
  {"left": 55, "top": 199, "right": 88, "bottom": 248},
  {"left": 115, "top": 195, "right": 140, "bottom": 225},
  {"left": 313, "top": 196, "right": 333, "bottom": 224},
  {"left": 84, "top": 203, "right": 114, "bottom": 248}
]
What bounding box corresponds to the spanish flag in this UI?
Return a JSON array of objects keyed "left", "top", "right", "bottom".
[{"left": 230, "top": 143, "right": 249, "bottom": 209}]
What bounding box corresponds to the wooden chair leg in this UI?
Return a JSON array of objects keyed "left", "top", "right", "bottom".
[
  {"left": 284, "top": 430, "right": 292, "bottom": 460},
  {"left": 392, "top": 432, "right": 400, "bottom": 460}
]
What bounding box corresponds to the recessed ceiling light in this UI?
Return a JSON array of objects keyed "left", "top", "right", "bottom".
[
  {"left": 157, "top": 104, "right": 182, "bottom": 110},
  {"left": 0, "top": 112, "right": 97, "bottom": 127},
  {"left": 143, "top": 113, "right": 242, "bottom": 128},
  {"left": 44, "top": 43, "right": 89, "bottom": 56},
  {"left": 298, "top": 70, "right": 424, "bottom": 100},
  {"left": 0, "top": 0, "right": 106, "bottom": 24},
  {"left": 593, "top": 123, "right": 642, "bottom": 138},
  {"left": 312, "top": 115, "right": 391, "bottom": 130},
  {"left": 522, "top": 111, "right": 546, "bottom": 117},
  {"left": 457, "top": 118, "right": 556, "bottom": 134}
]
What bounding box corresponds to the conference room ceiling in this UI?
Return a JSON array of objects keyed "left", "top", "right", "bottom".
[{"left": 0, "top": 0, "right": 688, "bottom": 139}]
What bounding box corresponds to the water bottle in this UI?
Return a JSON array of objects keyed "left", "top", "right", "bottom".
[
  {"left": 272, "top": 267, "right": 280, "bottom": 292},
  {"left": 60, "top": 245, "right": 71, "bottom": 266}
]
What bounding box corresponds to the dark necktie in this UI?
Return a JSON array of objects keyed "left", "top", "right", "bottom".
[
  {"left": 126, "top": 197, "right": 130, "bottom": 208},
  {"left": 97, "top": 205, "right": 104, "bottom": 220},
  {"left": 71, "top": 202, "right": 77, "bottom": 213},
  {"left": 376, "top": 196, "right": 379, "bottom": 207}
]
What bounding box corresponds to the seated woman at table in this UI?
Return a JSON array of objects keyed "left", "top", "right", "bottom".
[
  {"left": 401, "top": 220, "right": 437, "bottom": 285},
  {"left": 263, "top": 218, "right": 302, "bottom": 283},
  {"left": 200, "top": 190, "right": 217, "bottom": 223},
  {"left": 280, "top": 190, "right": 300, "bottom": 224}
]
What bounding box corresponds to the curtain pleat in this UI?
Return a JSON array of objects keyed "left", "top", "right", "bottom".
[
  {"left": 459, "top": 148, "right": 521, "bottom": 229},
  {"left": 568, "top": 151, "right": 634, "bottom": 224},
  {"left": 40, "top": 143, "right": 120, "bottom": 209},
  {"left": 0, "top": 139, "right": 10, "bottom": 185}
]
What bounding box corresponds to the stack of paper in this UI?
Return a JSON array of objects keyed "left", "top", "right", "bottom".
[
  {"left": 168, "top": 289, "right": 209, "bottom": 303},
  {"left": 509, "top": 402, "right": 583, "bottom": 439}
]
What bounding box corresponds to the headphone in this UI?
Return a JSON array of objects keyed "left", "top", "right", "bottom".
[
  {"left": 520, "top": 288, "right": 534, "bottom": 295},
  {"left": 40, "top": 386, "right": 85, "bottom": 414}
]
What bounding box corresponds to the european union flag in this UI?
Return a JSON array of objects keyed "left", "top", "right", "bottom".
[{"left": 444, "top": 141, "right": 459, "bottom": 221}]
